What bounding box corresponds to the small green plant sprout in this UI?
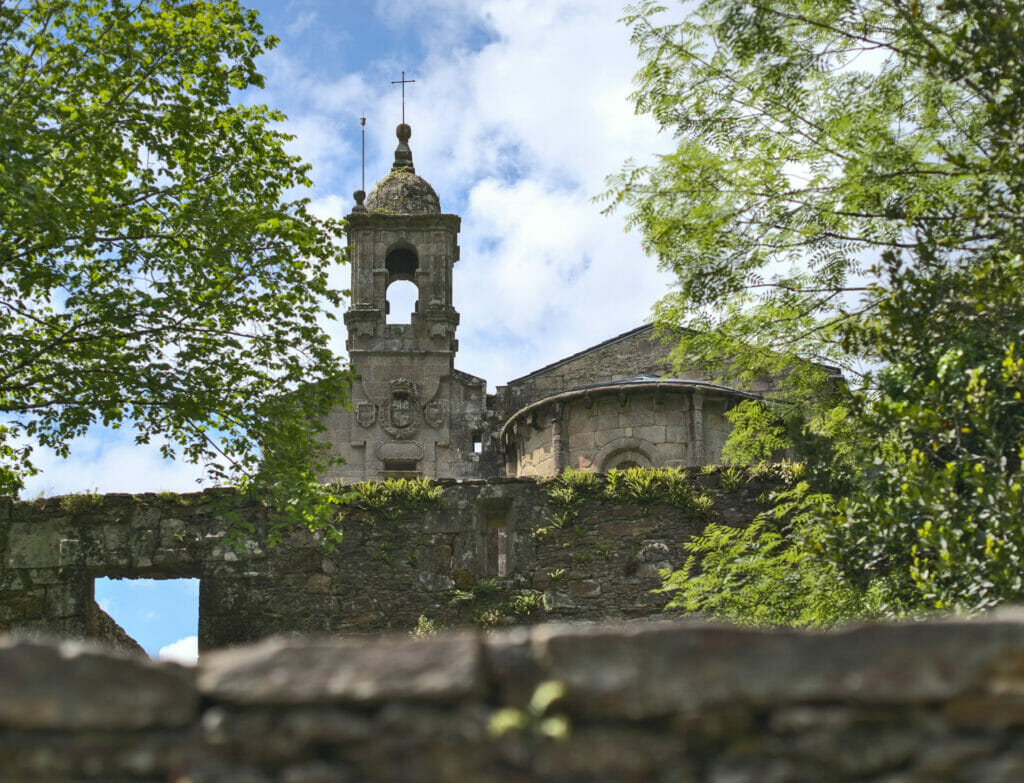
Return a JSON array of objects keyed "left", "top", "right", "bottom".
[
  {"left": 556, "top": 466, "right": 600, "bottom": 492},
  {"left": 547, "top": 567, "right": 567, "bottom": 582},
  {"left": 776, "top": 460, "right": 806, "bottom": 484},
  {"left": 508, "top": 591, "right": 543, "bottom": 617},
  {"left": 700, "top": 464, "right": 718, "bottom": 475},
  {"left": 339, "top": 478, "right": 443, "bottom": 521},
  {"left": 370, "top": 542, "right": 394, "bottom": 564},
  {"left": 572, "top": 551, "right": 591, "bottom": 567},
  {"left": 532, "top": 524, "right": 556, "bottom": 542},
  {"left": 472, "top": 578, "right": 501, "bottom": 596},
  {"left": 747, "top": 461, "right": 777, "bottom": 481},
  {"left": 157, "top": 490, "right": 192, "bottom": 505},
  {"left": 690, "top": 494, "right": 716, "bottom": 516},
  {"left": 488, "top": 680, "right": 570, "bottom": 741},
  {"left": 720, "top": 466, "right": 746, "bottom": 491},
  {"left": 595, "top": 541, "right": 612, "bottom": 560},
  {"left": 474, "top": 607, "right": 505, "bottom": 629},
  {"left": 410, "top": 615, "right": 440, "bottom": 638},
  {"left": 59, "top": 490, "right": 103, "bottom": 513}
]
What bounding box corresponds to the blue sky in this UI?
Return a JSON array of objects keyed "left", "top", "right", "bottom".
[{"left": 29, "top": 0, "right": 675, "bottom": 661}]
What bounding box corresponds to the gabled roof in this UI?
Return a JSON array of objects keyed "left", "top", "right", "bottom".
[{"left": 504, "top": 324, "right": 659, "bottom": 386}]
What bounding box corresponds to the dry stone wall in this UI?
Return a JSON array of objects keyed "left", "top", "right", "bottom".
[
  {"left": 0, "top": 475, "right": 770, "bottom": 650},
  {"left": 8, "top": 616, "right": 1024, "bottom": 781}
]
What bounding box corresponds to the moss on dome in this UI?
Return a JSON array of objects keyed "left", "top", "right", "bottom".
[{"left": 364, "top": 169, "right": 441, "bottom": 215}]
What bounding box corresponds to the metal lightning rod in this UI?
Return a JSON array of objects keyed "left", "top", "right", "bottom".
[{"left": 360, "top": 116, "right": 366, "bottom": 192}]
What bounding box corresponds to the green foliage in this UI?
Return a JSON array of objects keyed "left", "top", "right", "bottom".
[
  {"left": 718, "top": 467, "right": 745, "bottom": 492},
  {"left": 488, "top": 680, "right": 570, "bottom": 741},
  {"left": 617, "top": 0, "right": 1024, "bottom": 621},
  {"left": 508, "top": 591, "right": 544, "bottom": 617},
  {"left": 58, "top": 490, "right": 102, "bottom": 513},
  {"left": 472, "top": 578, "right": 501, "bottom": 596},
  {"left": 466, "top": 586, "right": 545, "bottom": 629},
  {"left": 338, "top": 478, "right": 443, "bottom": 521},
  {"left": 824, "top": 257, "right": 1024, "bottom": 613},
  {"left": 534, "top": 468, "right": 594, "bottom": 540},
  {"left": 0, "top": 0, "right": 347, "bottom": 533},
  {"left": 605, "top": 467, "right": 716, "bottom": 515},
  {"left": 661, "top": 481, "right": 882, "bottom": 627},
  {"left": 535, "top": 466, "right": 717, "bottom": 541},
  {"left": 410, "top": 615, "right": 441, "bottom": 639}
]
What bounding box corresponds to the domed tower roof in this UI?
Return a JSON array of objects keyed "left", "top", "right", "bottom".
[{"left": 362, "top": 123, "right": 440, "bottom": 215}]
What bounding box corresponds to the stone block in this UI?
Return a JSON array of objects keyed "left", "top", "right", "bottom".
[
  {"left": 530, "top": 620, "right": 1024, "bottom": 719},
  {"left": 665, "top": 425, "right": 689, "bottom": 442},
  {"left": 570, "top": 579, "right": 601, "bottom": 598},
  {"left": 634, "top": 425, "right": 667, "bottom": 443},
  {"left": 0, "top": 637, "right": 197, "bottom": 729},
  {"left": 305, "top": 574, "right": 332, "bottom": 594},
  {"left": 198, "top": 631, "right": 483, "bottom": 706},
  {"left": 7, "top": 520, "right": 70, "bottom": 569},
  {"left": 542, "top": 590, "right": 576, "bottom": 610}
]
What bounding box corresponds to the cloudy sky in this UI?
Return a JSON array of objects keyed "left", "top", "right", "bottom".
[
  {"left": 24, "top": 0, "right": 672, "bottom": 500},
  {"left": 43, "top": 0, "right": 677, "bottom": 660}
]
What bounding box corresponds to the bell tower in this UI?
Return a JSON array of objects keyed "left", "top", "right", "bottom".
[
  {"left": 344, "top": 122, "right": 460, "bottom": 359},
  {"left": 326, "top": 123, "right": 472, "bottom": 481}
]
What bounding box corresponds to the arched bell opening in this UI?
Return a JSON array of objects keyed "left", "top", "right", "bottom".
[{"left": 385, "top": 279, "right": 418, "bottom": 324}]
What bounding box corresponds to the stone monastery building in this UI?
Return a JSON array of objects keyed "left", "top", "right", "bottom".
[{"left": 320, "top": 124, "right": 769, "bottom": 483}]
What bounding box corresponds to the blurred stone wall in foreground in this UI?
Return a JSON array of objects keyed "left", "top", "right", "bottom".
[{"left": 5, "top": 617, "right": 1024, "bottom": 782}]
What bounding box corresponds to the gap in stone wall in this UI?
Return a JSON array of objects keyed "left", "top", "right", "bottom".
[{"left": 94, "top": 577, "right": 199, "bottom": 664}]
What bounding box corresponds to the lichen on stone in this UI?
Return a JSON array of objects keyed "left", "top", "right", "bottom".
[{"left": 365, "top": 170, "right": 441, "bottom": 215}]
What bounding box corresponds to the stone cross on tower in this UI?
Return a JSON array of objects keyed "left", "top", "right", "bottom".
[{"left": 391, "top": 71, "right": 415, "bottom": 124}]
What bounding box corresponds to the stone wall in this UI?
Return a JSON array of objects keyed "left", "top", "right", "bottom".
[
  {"left": 506, "top": 384, "right": 743, "bottom": 477},
  {"left": 8, "top": 616, "right": 1024, "bottom": 781},
  {"left": 0, "top": 475, "right": 770, "bottom": 650}
]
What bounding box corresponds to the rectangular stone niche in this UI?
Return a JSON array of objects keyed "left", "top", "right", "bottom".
[{"left": 478, "top": 499, "right": 512, "bottom": 578}]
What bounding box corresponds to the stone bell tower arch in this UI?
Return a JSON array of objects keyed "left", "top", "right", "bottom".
[{"left": 322, "top": 122, "right": 475, "bottom": 481}]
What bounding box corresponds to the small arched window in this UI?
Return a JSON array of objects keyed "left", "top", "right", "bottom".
[
  {"left": 386, "top": 279, "right": 418, "bottom": 324},
  {"left": 600, "top": 447, "right": 654, "bottom": 473}
]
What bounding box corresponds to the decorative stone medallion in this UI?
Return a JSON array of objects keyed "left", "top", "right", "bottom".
[
  {"left": 355, "top": 402, "right": 377, "bottom": 428},
  {"left": 381, "top": 378, "right": 420, "bottom": 440},
  {"left": 424, "top": 402, "right": 447, "bottom": 429}
]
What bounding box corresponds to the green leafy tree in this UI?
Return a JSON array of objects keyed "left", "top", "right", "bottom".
[
  {"left": 0, "top": 0, "right": 348, "bottom": 533},
  {"left": 609, "top": 0, "right": 1024, "bottom": 619}
]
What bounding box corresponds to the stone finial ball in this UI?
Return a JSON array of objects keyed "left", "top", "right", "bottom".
[{"left": 397, "top": 123, "right": 412, "bottom": 142}]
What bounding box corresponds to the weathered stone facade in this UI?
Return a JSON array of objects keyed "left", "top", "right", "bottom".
[
  {"left": 320, "top": 123, "right": 500, "bottom": 482},
  {"left": 9, "top": 615, "right": 1024, "bottom": 781},
  {"left": 320, "top": 126, "right": 767, "bottom": 482},
  {"left": 501, "top": 379, "right": 757, "bottom": 476},
  {"left": 0, "top": 473, "right": 770, "bottom": 650}
]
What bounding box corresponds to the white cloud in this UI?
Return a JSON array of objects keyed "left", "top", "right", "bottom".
[
  {"left": 277, "top": 0, "right": 674, "bottom": 388},
  {"left": 286, "top": 10, "right": 318, "bottom": 36},
  {"left": 20, "top": 429, "right": 207, "bottom": 498},
  {"left": 21, "top": 0, "right": 678, "bottom": 492},
  {"left": 158, "top": 635, "right": 199, "bottom": 666}
]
